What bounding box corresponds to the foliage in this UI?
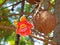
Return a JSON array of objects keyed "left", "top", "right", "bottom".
[
  {"left": 50, "top": 0, "right": 55, "bottom": 5},
  {"left": 0, "top": 0, "right": 4, "bottom": 4},
  {"left": 20, "top": 36, "right": 32, "bottom": 45},
  {"left": 24, "top": 4, "right": 32, "bottom": 13},
  {"left": 0, "top": 0, "right": 55, "bottom": 45}
]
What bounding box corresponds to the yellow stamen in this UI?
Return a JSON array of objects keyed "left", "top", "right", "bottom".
[
  {"left": 20, "top": 15, "right": 27, "bottom": 21},
  {"left": 20, "top": 24, "right": 26, "bottom": 28},
  {"left": 14, "top": 19, "right": 18, "bottom": 28}
]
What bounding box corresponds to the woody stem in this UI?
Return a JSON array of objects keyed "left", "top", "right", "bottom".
[{"left": 14, "top": 0, "right": 25, "bottom": 45}]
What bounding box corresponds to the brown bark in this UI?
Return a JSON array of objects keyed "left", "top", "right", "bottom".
[{"left": 53, "top": 0, "right": 60, "bottom": 45}]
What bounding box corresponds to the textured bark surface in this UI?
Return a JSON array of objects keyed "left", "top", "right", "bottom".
[
  {"left": 26, "top": 0, "right": 40, "bottom": 4},
  {"left": 43, "top": 0, "right": 49, "bottom": 10},
  {"left": 53, "top": 0, "right": 60, "bottom": 45}
]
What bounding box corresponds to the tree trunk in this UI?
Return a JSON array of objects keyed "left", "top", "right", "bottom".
[{"left": 53, "top": 0, "right": 60, "bottom": 45}]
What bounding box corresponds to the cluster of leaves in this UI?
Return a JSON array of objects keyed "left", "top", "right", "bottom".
[
  {"left": 0, "top": 0, "right": 14, "bottom": 43},
  {"left": 0, "top": 7, "right": 12, "bottom": 42},
  {"left": 0, "top": 0, "right": 32, "bottom": 45},
  {"left": 48, "top": 0, "right": 55, "bottom": 13},
  {"left": 20, "top": 36, "right": 32, "bottom": 45}
]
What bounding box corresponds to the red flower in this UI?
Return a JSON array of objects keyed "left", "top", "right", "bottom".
[{"left": 16, "top": 20, "right": 33, "bottom": 36}]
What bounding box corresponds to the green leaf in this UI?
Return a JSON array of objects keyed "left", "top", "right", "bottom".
[
  {"left": 8, "top": 41, "right": 14, "bottom": 45},
  {"left": 49, "top": 0, "right": 55, "bottom": 5},
  {"left": 24, "top": 4, "right": 32, "bottom": 13},
  {"left": 0, "top": 0, "right": 4, "bottom": 4}
]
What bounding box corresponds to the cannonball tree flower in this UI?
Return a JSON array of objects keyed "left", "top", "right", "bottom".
[{"left": 14, "top": 15, "right": 33, "bottom": 36}]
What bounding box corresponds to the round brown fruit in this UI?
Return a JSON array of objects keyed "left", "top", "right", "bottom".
[{"left": 32, "top": 11, "right": 57, "bottom": 34}]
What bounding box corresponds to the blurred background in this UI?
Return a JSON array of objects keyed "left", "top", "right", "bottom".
[{"left": 0, "top": 0, "right": 60, "bottom": 45}]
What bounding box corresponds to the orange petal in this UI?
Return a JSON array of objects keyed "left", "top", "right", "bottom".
[{"left": 20, "top": 15, "right": 27, "bottom": 21}]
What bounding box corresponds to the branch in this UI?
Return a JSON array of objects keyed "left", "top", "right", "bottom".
[
  {"left": 0, "top": 12, "right": 31, "bottom": 18},
  {"left": 30, "top": 34, "right": 57, "bottom": 45},
  {"left": 15, "top": 0, "right": 25, "bottom": 45},
  {"left": 19, "top": 0, "right": 25, "bottom": 17},
  {"left": 32, "top": 29, "right": 53, "bottom": 40},
  {"left": 30, "top": 34, "right": 44, "bottom": 41},
  {"left": 32, "top": 0, "right": 43, "bottom": 17},
  {"left": 0, "top": 25, "right": 15, "bottom": 30},
  {"left": 5, "top": 1, "right": 22, "bottom": 8},
  {"left": 0, "top": 14, "right": 19, "bottom": 18}
]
